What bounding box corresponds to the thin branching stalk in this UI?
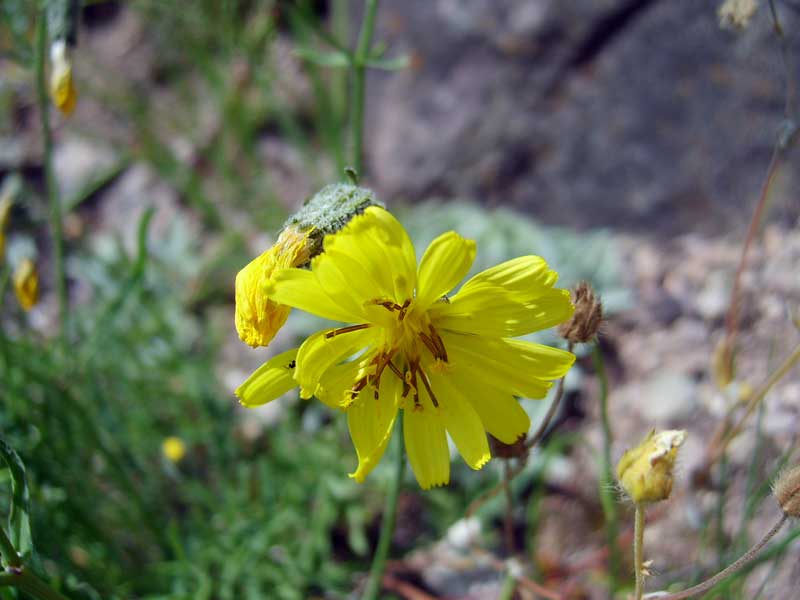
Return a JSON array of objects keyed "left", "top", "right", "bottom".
[
  {"left": 644, "top": 514, "right": 789, "bottom": 600},
  {"left": 503, "top": 460, "right": 514, "bottom": 555},
  {"left": 634, "top": 503, "right": 646, "bottom": 600},
  {"left": 361, "top": 417, "right": 404, "bottom": 600},
  {"left": 351, "top": 0, "right": 379, "bottom": 173},
  {"left": 35, "top": 7, "right": 68, "bottom": 339},
  {"left": 0, "top": 527, "right": 20, "bottom": 569},
  {"left": 1, "top": 567, "right": 71, "bottom": 600},
  {"left": 526, "top": 341, "right": 574, "bottom": 450},
  {"left": 593, "top": 342, "right": 621, "bottom": 596}
]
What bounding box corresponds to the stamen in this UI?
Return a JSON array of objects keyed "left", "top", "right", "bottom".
[
  {"left": 325, "top": 323, "right": 371, "bottom": 339},
  {"left": 417, "top": 365, "right": 440, "bottom": 408},
  {"left": 348, "top": 377, "right": 368, "bottom": 401},
  {"left": 397, "top": 299, "right": 411, "bottom": 321},
  {"left": 429, "top": 325, "right": 449, "bottom": 362},
  {"left": 418, "top": 332, "right": 440, "bottom": 359}
]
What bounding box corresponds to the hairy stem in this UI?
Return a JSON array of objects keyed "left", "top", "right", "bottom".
[
  {"left": 634, "top": 503, "right": 646, "bottom": 600},
  {"left": 361, "top": 417, "right": 404, "bottom": 600},
  {"left": 644, "top": 514, "right": 788, "bottom": 600}
]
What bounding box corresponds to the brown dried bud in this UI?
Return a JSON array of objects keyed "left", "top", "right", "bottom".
[
  {"left": 489, "top": 433, "right": 528, "bottom": 460},
  {"left": 774, "top": 465, "right": 800, "bottom": 518},
  {"left": 558, "top": 281, "right": 603, "bottom": 344}
]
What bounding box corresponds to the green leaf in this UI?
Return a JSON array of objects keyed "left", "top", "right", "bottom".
[
  {"left": 0, "top": 438, "right": 32, "bottom": 560},
  {"left": 293, "top": 47, "right": 351, "bottom": 68}
]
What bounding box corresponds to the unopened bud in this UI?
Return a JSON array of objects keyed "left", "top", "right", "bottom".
[
  {"left": 617, "top": 429, "right": 687, "bottom": 504},
  {"left": 13, "top": 258, "right": 39, "bottom": 311},
  {"left": 712, "top": 336, "right": 736, "bottom": 389},
  {"left": 774, "top": 465, "right": 800, "bottom": 518},
  {"left": 50, "top": 40, "right": 77, "bottom": 116},
  {"left": 558, "top": 281, "right": 603, "bottom": 344}
]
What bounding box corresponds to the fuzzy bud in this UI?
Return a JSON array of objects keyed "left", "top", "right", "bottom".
[
  {"left": 49, "top": 40, "right": 77, "bottom": 116},
  {"left": 617, "top": 429, "right": 687, "bottom": 504},
  {"left": 13, "top": 258, "right": 39, "bottom": 311},
  {"left": 774, "top": 465, "right": 800, "bottom": 518},
  {"left": 558, "top": 281, "right": 603, "bottom": 344}
]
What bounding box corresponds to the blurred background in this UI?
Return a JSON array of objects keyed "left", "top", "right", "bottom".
[{"left": 1, "top": 1, "right": 799, "bottom": 599}]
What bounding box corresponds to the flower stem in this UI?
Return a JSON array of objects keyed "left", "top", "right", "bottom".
[
  {"left": 644, "top": 514, "right": 788, "bottom": 600},
  {"left": 0, "top": 566, "right": 71, "bottom": 600},
  {"left": 362, "top": 416, "right": 404, "bottom": 600},
  {"left": 634, "top": 503, "right": 646, "bottom": 600},
  {"left": 35, "top": 7, "right": 68, "bottom": 339},
  {"left": 0, "top": 527, "right": 20, "bottom": 569},
  {"left": 593, "top": 342, "right": 621, "bottom": 596},
  {"left": 350, "top": 0, "right": 379, "bottom": 174}
]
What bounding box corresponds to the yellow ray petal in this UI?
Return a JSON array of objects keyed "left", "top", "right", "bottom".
[
  {"left": 270, "top": 268, "right": 363, "bottom": 323},
  {"left": 348, "top": 374, "right": 400, "bottom": 483},
  {"left": 295, "top": 327, "right": 375, "bottom": 399},
  {"left": 431, "top": 286, "right": 574, "bottom": 337},
  {"left": 459, "top": 255, "right": 559, "bottom": 298},
  {"left": 235, "top": 348, "right": 299, "bottom": 407},
  {"left": 404, "top": 399, "right": 450, "bottom": 489},
  {"left": 444, "top": 332, "right": 574, "bottom": 399},
  {"left": 416, "top": 231, "right": 476, "bottom": 308},
  {"left": 428, "top": 373, "right": 490, "bottom": 470}
]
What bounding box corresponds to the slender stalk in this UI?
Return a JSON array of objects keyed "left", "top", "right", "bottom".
[
  {"left": 634, "top": 503, "right": 646, "bottom": 600},
  {"left": 4, "top": 567, "right": 71, "bottom": 600},
  {"left": 361, "top": 417, "right": 404, "bottom": 600},
  {"left": 644, "top": 514, "right": 788, "bottom": 600},
  {"left": 593, "top": 343, "right": 621, "bottom": 595},
  {"left": 498, "top": 571, "right": 517, "bottom": 600},
  {"left": 35, "top": 7, "right": 68, "bottom": 339},
  {"left": 0, "top": 527, "right": 20, "bottom": 569},
  {"left": 350, "top": 0, "right": 379, "bottom": 173},
  {"left": 502, "top": 461, "right": 514, "bottom": 555}
]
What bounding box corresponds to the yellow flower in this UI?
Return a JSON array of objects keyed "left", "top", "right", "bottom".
[
  {"left": 235, "top": 226, "right": 313, "bottom": 348},
  {"left": 162, "top": 437, "right": 187, "bottom": 463},
  {"left": 0, "top": 193, "right": 11, "bottom": 263},
  {"left": 617, "top": 429, "right": 687, "bottom": 504},
  {"left": 236, "top": 207, "right": 575, "bottom": 489},
  {"left": 49, "top": 40, "right": 77, "bottom": 117},
  {"left": 13, "top": 258, "right": 39, "bottom": 311}
]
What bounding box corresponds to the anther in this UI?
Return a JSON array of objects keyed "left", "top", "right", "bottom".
[{"left": 325, "top": 323, "right": 371, "bottom": 339}]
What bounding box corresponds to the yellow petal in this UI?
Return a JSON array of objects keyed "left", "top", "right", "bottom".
[
  {"left": 431, "top": 286, "right": 574, "bottom": 337},
  {"left": 234, "top": 248, "right": 291, "bottom": 348},
  {"left": 444, "top": 332, "right": 574, "bottom": 399},
  {"left": 428, "top": 373, "right": 490, "bottom": 470},
  {"left": 404, "top": 399, "right": 450, "bottom": 489},
  {"left": 459, "top": 256, "right": 559, "bottom": 299},
  {"left": 436, "top": 366, "right": 530, "bottom": 445},
  {"left": 295, "top": 327, "right": 375, "bottom": 399},
  {"left": 270, "top": 268, "right": 363, "bottom": 323},
  {"left": 416, "top": 231, "right": 476, "bottom": 307},
  {"left": 235, "top": 348, "right": 299, "bottom": 407},
  {"left": 348, "top": 373, "right": 400, "bottom": 482}
]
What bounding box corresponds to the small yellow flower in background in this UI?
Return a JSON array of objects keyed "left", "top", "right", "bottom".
[
  {"left": 0, "top": 193, "right": 12, "bottom": 263},
  {"left": 235, "top": 226, "right": 314, "bottom": 348},
  {"left": 236, "top": 206, "right": 575, "bottom": 489},
  {"left": 162, "top": 436, "right": 187, "bottom": 463},
  {"left": 617, "top": 429, "right": 687, "bottom": 504},
  {"left": 49, "top": 40, "right": 77, "bottom": 117},
  {"left": 13, "top": 258, "right": 39, "bottom": 311}
]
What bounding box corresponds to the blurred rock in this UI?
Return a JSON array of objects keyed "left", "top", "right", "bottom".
[{"left": 367, "top": 0, "right": 800, "bottom": 235}]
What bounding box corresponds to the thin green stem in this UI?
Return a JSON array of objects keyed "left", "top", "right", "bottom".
[
  {"left": 1, "top": 567, "right": 71, "bottom": 600},
  {"left": 35, "top": 7, "right": 68, "bottom": 339},
  {"left": 361, "top": 416, "right": 404, "bottom": 600},
  {"left": 634, "top": 503, "right": 646, "bottom": 600},
  {"left": 0, "top": 528, "right": 20, "bottom": 569},
  {"left": 350, "top": 0, "right": 379, "bottom": 173},
  {"left": 498, "top": 571, "right": 517, "bottom": 600},
  {"left": 644, "top": 514, "right": 788, "bottom": 600},
  {"left": 593, "top": 342, "right": 620, "bottom": 595}
]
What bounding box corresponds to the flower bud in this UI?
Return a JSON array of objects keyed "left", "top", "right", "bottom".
[
  {"left": 617, "top": 429, "right": 687, "bottom": 504},
  {"left": 235, "top": 226, "right": 313, "bottom": 348},
  {"left": 13, "top": 258, "right": 39, "bottom": 311},
  {"left": 161, "top": 436, "right": 187, "bottom": 463},
  {"left": 558, "top": 281, "right": 603, "bottom": 344},
  {"left": 49, "top": 40, "right": 77, "bottom": 116},
  {"left": 774, "top": 465, "right": 800, "bottom": 518}
]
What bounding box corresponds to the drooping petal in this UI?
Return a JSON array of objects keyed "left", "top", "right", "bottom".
[
  {"left": 428, "top": 373, "right": 490, "bottom": 470},
  {"left": 458, "top": 255, "right": 559, "bottom": 299},
  {"left": 404, "top": 399, "right": 450, "bottom": 489},
  {"left": 444, "top": 332, "right": 575, "bottom": 399},
  {"left": 234, "top": 248, "right": 291, "bottom": 348},
  {"left": 348, "top": 373, "right": 401, "bottom": 482},
  {"left": 431, "top": 286, "right": 574, "bottom": 337},
  {"left": 416, "top": 232, "right": 476, "bottom": 308},
  {"left": 295, "top": 327, "right": 375, "bottom": 399},
  {"left": 270, "top": 268, "right": 363, "bottom": 323},
  {"left": 235, "top": 348, "right": 299, "bottom": 407},
  {"left": 440, "top": 367, "right": 530, "bottom": 445}
]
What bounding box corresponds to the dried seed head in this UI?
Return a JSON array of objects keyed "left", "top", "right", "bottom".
[
  {"left": 558, "top": 281, "right": 603, "bottom": 344},
  {"left": 616, "top": 429, "right": 687, "bottom": 504},
  {"left": 774, "top": 465, "right": 800, "bottom": 518}
]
